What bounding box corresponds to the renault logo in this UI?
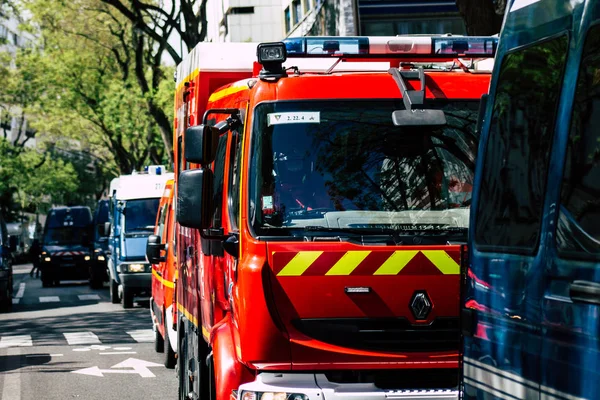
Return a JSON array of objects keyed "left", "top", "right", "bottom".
[{"left": 410, "top": 291, "right": 432, "bottom": 320}]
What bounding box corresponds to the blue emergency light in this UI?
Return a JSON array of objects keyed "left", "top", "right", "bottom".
[
  {"left": 256, "top": 35, "right": 498, "bottom": 80},
  {"left": 281, "top": 36, "right": 498, "bottom": 58}
]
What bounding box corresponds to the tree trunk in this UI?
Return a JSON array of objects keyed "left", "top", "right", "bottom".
[{"left": 455, "top": 0, "right": 506, "bottom": 35}]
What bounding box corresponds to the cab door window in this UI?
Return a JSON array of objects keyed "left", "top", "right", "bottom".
[
  {"left": 474, "top": 35, "right": 568, "bottom": 254},
  {"left": 557, "top": 25, "right": 600, "bottom": 260}
]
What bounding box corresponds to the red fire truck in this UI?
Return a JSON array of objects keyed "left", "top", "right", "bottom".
[{"left": 173, "top": 35, "right": 495, "bottom": 400}]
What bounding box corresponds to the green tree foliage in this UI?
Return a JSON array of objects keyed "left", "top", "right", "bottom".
[{"left": 0, "top": 137, "right": 79, "bottom": 216}]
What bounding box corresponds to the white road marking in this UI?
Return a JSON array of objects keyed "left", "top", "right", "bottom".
[
  {"left": 113, "top": 347, "right": 132, "bottom": 350},
  {"left": 72, "top": 348, "right": 91, "bottom": 352},
  {"left": 12, "top": 298, "right": 20, "bottom": 304},
  {"left": 127, "top": 329, "right": 154, "bottom": 343},
  {"left": 0, "top": 335, "right": 32, "bottom": 348},
  {"left": 72, "top": 358, "right": 162, "bottom": 378},
  {"left": 100, "top": 351, "right": 137, "bottom": 355},
  {"left": 78, "top": 294, "right": 101, "bottom": 300},
  {"left": 1, "top": 347, "right": 21, "bottom": 400},
  {"left": 15, "top": 283, "right": 25, "bottom": 298},
  {"left": 39, "top": 296, "right": 60, "bottom": 303},
  {"left": 63, "top": 332, "right": 100, "bottom": 345}
]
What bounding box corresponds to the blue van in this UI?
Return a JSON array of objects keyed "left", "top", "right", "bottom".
[
  {"left": 40, "top": 206, "right": 93, "bottom": 287},
  {"left": 89, "top": 199, "right": 109, "bottom": 289},
  {"left": 462, "top": 0, "right": 600, "bottom": 399},
  {"left": 0, "top": 213, "right": 13, "bottom": 311}
]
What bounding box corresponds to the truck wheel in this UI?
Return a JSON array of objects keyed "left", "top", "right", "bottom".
[
  {"left": 178, "top": 319, "right": 189, "bottom": 400},
  {"left": 122, "top": 286, "right": 134, "bottom": 309},
  {"left": 110, "top": 279, "right": 119, "bottom": 303},
  {"left": 164, "top": 322, "right": 176, "bottom": 369},
  {"left": 154, "top": 325, "right": 164, "bottom": 353}
]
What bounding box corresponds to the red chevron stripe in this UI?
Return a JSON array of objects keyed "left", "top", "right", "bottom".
[
  {"left": 350, "top": 251, "right": 394, "bottom": 276},
  {"left": 301, "top": 251, "right": 345, "bottom": 276}
]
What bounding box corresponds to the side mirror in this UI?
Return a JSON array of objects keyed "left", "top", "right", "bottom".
[
  {"left": 392, "top": 109, "right": 447, "bottom": 126},
  {"left": 104, "top": 222, "right": 111, "bottom": 236},
  {"left": 96, "top": 224, "right": 106, "bottom": 237},
  {"left": 146, "top": 234, "right": 166, "bottom": 264},
  {"left": 177, "top": 168, "right": 213, "bottom": 230},
  {"left": 185, "top": 124, "right": 220, "bottom": 165}
]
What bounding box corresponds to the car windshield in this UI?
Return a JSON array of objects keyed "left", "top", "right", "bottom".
[
  {"left": 249, "top": 100, "right": 480, "bottom": 238},
  {"left": 124, "top": 198, "right": 160, "bottom": 233},
  {"left": 44, "top": 227, "right": 91, "bottom": 246}
]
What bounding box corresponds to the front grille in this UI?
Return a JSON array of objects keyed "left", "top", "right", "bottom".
[{"left": 291, "top": 317, "right": 459, "bottom": 352}]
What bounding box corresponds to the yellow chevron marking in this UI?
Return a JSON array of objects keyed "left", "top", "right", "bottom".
[
  {"left": 326, "top": 251, "right": 371, "bottom": 275},
  {"left": 374, "top": 250, "right": 419, "bottom": 275},
  {"left": 421, "top": 250, "right": 460, "bottom": 275},
  {"left": 208, "top": 85, "right": 247, "bottom": 102},
  {"left": 277, "top": 251, "right": 323, "bottom": 276}
]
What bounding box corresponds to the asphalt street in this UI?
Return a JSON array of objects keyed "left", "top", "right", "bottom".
[{"left": 0, "top": 263, "right": 178, "bottom": 400}]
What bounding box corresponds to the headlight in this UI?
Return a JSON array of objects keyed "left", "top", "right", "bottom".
[
  {"left": 127, "top": 263, "right": 145, "bottom": 273},
  {"left": 94, "top": 248, "right": 101, "bottom": 253},
  {"left": 240, "top": 392, "right": 308, "bottom": 400},
  {"left": 97, "top": 255, "right": 105, "bottom": 261},
  {"left": 44, "top": 257, "right": 51, "bottom": 262},
  {"left": 84, "top": 255, "right": 91, "bottom": 261}
]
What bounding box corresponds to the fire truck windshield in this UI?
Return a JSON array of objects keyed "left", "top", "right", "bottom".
[{"left": 249, "top": 100, "right": 480, "bottom": 238}]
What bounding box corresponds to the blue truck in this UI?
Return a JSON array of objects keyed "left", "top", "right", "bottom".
[
  {"left": 461, "top": 0, "right": 600, "bottom": 399},
  {"left": 39, "top": 206, "right": 94, "bottom": 287},
  {"left": 89, "top": 199, "right": 110, "bottom": 289},
  {"left": 106, "top": 166, "right": 174, "bottom": 309}
]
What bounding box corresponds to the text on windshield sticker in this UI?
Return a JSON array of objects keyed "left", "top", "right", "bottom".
[{"left": 267, "top": 112, "right": 320, "bottom": 126}]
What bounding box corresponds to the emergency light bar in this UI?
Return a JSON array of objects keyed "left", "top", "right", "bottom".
[{"left": 281, "top": 35, "right": 498, "bottom": 58}]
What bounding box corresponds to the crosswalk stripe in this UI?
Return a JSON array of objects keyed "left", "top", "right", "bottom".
[
  {"left": 0, "top": 335, "right": 32, "bottom": 348},
  {"left": 39, "top": 296, "right": 60, "bottom": 303},
  {"left": 77, "top": 294, "right": 101, "bottom": 300},
  {"left": 15, "top": 283, "right": 25, "bottom": 298},
  {"left": 11, "top": 298, "right": 20, "bottom": 304},
  {"left": 126, "top": 329, "right": 154, "bottom": 343},
  {"left": 63, "top": 332, "right": 100, "bottom": 345}
]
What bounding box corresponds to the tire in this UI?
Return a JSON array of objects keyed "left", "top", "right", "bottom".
[
  {"left": 164, "top": 322, "right": 176, "bottom": 369},
  {"left": 154, "top": 325, "right": 165, "bottom": 353},
  {"left": 122, "top": 286, "right": 134, "bottom": 309},
  {"left": 110, "top": 279, "right": 119, "bottom": 303},
  {"left": 178, "top": 318, "right": 188, "bottom": 400}
]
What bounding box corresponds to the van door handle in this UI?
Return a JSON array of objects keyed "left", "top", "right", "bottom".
[{"left": 569, "top": 280, "right": 600, "bottom": 306}]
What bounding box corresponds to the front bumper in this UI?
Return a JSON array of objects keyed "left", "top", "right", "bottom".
[
  {"left": 238, "top": 373, "right": 458, "bottom": 400},
  {"left": 118, "top": 272, "right": 151, "bottom": 291},
  {"left": 41, "top": 257, "right": 90, "bottom": 280}
]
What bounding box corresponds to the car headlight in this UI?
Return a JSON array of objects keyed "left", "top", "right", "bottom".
[
  {"left": 44, "top": 257, "right": 51, "bottom": 262},
  {"left": 97, "top": 255, "right": 105, "bottom": 261},
  {"left": 84, "top": 255, "right": 91, "bottom": 261},
  {"left": 240, "top": 392, "right": 308, "bottom": 400},
  {"left": 127, "top": 263, "right": 145, "bottom": 273}
]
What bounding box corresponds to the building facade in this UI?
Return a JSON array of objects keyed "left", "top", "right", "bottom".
[
  {"left": 0, "top": 11, "right": 37, "bottom": 148},
  {"left": 282, "top": 0, "right": 466, "bottom": 38},
  {"left": 206, "top": 0, "right": 284, "bottom": 42}
]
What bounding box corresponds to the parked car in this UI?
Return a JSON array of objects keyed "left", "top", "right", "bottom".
[{"left": 89, "top": 199, "right": 109, "bottom": 289}]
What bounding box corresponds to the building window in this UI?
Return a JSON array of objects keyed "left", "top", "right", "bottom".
[
  {"left": 293, "top": 0, "right": 301, "bottom": 25},
  {"left": 229, "top": 7, "right": 254, "bottom": 15},
  {"left": 284, "top": 7, "right": 291, "bottom": 32}
]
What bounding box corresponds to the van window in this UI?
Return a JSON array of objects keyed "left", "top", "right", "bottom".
[
  {"left": 557, "top": 25, "right": 600, "bottom": 260},
  {"left": 212, "top": 133, "right": 229, "bottom": 229},
  {"left": 157, "top": 203, "right": 168, "bottom": 241},
  {"left": 474, "top": 35, "right": 568, "bottom": 254},
  {"left": 229, "top": 130, "right": 242, "bottom": 230}
]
